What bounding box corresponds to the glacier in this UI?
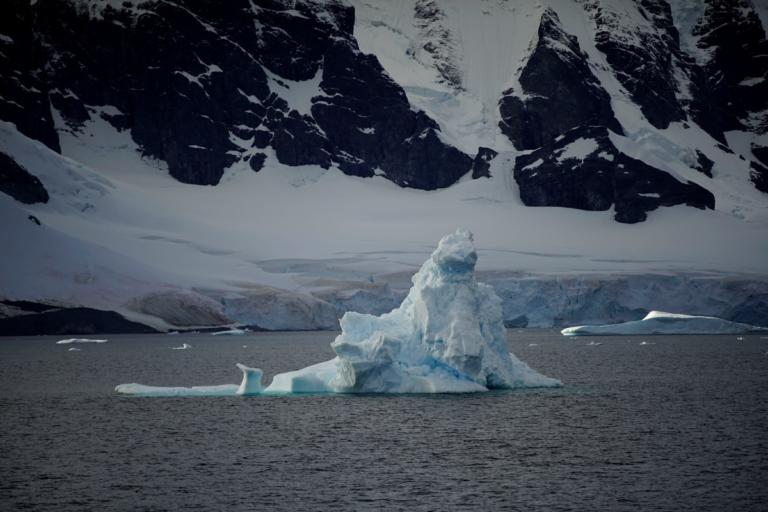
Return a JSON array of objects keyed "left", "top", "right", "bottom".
[
  {"left": 115, "top": 230, "right": 560, "bottom": 396},
  {"left": 561, "top": 311, "right": 768, "bottom": 336}
]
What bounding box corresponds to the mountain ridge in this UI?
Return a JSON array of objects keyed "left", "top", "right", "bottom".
[{"left": 1, "top": 0, "right": 767, "bottom": 331}]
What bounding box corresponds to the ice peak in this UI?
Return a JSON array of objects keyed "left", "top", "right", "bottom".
[{"left": 429, "top": 229, "right": 477, "bottom": 277}]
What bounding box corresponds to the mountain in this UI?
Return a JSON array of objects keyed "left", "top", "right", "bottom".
[{"left": 1, "top": 0, "right": 767, "bottom": 332}]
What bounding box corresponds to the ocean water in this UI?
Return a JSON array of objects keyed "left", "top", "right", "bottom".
[{"left": 1, "top": 330, "right": 766, "bottom": 511}]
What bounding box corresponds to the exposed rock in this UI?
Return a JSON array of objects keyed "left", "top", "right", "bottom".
[
  {"left": 513, "top": 126, "right": 714, "bottom": 223},
  {"left": 0, "top": 151, "right": 49, "bottom": 204},
  {"left": 413, "top": 0, "right": 463, "bottom": 89},
  {"left": 248, "top": 153, "right": 267, "bottom": 173},
  {"left": 751, "top": 160, "right": 768, "bottom": 194},
  {"left": 586, "top": 0, "right": 687, "bottom": 129},
  {"left": 693, "top": 150, "right": 714, "bottom": 177},
  {"left": 312, "top": 41, "right": 472, "bottom": 189},
  {"left": 753, "top": 144, "right": 768, "bottom": 168},
  {"left": 0, "top": 0, "right": 60, "bottom": 152},
  {"left": 499, "top": 9, "right": 623, "bottom": 150},
  {"left": 0, "top": 307, "right": 156, "bottom": 335},
  {"left": 691, "top": 0, "right": 768, "bottom": 138},
  {"left": 471, "top": 147, "right": 497, "bottom": 179},
  {"left": 1, "top": 0, "right": 471, "bottom": 190}
]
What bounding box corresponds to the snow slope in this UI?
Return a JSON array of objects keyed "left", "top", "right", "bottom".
[
  {"left": 1, "top": 0, "right": 768, "bottom": 330},
  {"left": 2, "top": 117, "right": 767, "bottom": 329}
]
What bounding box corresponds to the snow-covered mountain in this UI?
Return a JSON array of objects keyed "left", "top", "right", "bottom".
[{"left": 1, "top": 0, "right": 767, "bottom": 331}]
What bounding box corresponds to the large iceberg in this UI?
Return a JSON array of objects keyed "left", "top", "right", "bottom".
[
  {"left": 561, "top": 310, "right": 768, "bottom": 336},
  {"left": 116, "top": 230, "right": 560, "bottom": 396}
]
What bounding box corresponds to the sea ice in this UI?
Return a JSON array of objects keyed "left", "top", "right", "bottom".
[
  {"left": 562, "top": 311, "right": 768, "bottom": 336},
  {"left": 171, "top": 343, "right": 192, "bottom": 350},
  {"left": 56, "top": 338, "right": 108, "bottom": 344},
  {"left": 116, "top": 230, "right": 561, "bottom": 396},
  {"left": 211, "top": 328, "right": 248, "bottom": 336},
  {"left": 115, "top": 363, "right": 262, "bottom": 397}
]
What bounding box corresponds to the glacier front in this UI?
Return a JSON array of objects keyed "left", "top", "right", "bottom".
[
  {"left": 561, "top": 311, "right": 768, "bottom": 336},
  {"left": 116, "top": 230, "right": 560, "bottom": 396}
]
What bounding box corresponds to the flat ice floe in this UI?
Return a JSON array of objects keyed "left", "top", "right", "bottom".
[
  {"left": 116, "top": 230, "right": 561, "bottom": 396},
  {"left": 57, "top": 338, "right": 108, "bottom": 344},
  {"left": 211, "top": 328, "right": 248, "bottom": 336},
  {"left": 562, "top": 311, "right": 768, "bottom": 336}
]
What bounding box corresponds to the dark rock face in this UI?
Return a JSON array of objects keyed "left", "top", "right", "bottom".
[
  {"left": 1, "top": 0, "right": 470, "bottom": 190},
  {"left": 0, "top": 0, "right": 762, "bottom": 221},
  {"left": 413, "top": 0, "right": 462, "bottom": 89},
  {"left": 471, "top": 148, "right": 498, "bottom": 179},
  {"left": 0, "top": 307, "right": 157, "bottom": 335},
  {"left": 312, "top": 41, "right": 471, "bottom": 188},
  {"left": 693, "top": 150, "right": 714, "bottom": 178},
  {"left": 751, "top": 161, "right": 768, "bottom": 194},
  {"left": 692, "top": 0, "right": 768, "bottom": 139},
  {"left": 514, "top": 126, "right": 715, "bottom": 223},
  {"left": 586, "top": 0, "right": 687, "bottom": 129},
  {"left": 0, "top": 0, "right": 60, "bottom": 152},
  {"left": 0, "top": 152, "right": 49, "bottom": 204},
  {"left": 753, "top": 144, "right": 768, "bottom": 168},
  {"left": 499, "top": 9, "right": 623, "bottom": 151}
]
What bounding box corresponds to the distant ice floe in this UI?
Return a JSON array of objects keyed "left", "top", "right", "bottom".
[
  {"left": 116, "top": 230, "right": 561, "bottom": 397},
  {"left": 56, "top": 338, "right": 108, "bottom": 344},
  {"left": 67, "top": 347, "right": 82, "bottom": 351},
  {"left": 171, "top": 343, "right": 192, "bottom": 350},
  {"left": 211, "top": 328, "right": 249, "bottom": 336},
  {"left": 562, "top": 311, "right": 768, "bottom": 336}
]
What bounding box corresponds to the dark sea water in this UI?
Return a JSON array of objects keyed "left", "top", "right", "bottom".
[{"left": 1, "top": 330, "right": 766, "bottom": 511}]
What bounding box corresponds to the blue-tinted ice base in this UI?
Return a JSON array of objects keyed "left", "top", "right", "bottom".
[{"left": 115, "top": 230, "right": 561, "bottom": 396}]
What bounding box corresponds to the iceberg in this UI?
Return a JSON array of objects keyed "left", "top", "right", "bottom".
[
  {"left": 116, "top": 230, "right": 560, "bottom": 396},
  {"left": 56, "top": 338, "right": 108, "bottom": 344},
  {"left": 562, "top": 310, "right": 768, "bottom": 336},
  {"left": 211, "top": 328, "right": 248, "bottom": 336},
  {"left": 115, "top": 363, "right": 262, "bottom": 397}
]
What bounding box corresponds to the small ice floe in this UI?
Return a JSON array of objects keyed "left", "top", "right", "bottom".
[
  {"left": 167, "top": 331, "right": 180, "bottom": 335},
  {"left": 639, "top": 341, "right": 654, "bottom": 346},
  {"left": 211, "top": 328, "right": 249, "bottom": 336},
  {"left": 587, "top": 341, "right": 602, "bottom": 346},
  {"left": 171, "top": 343, "right": 192, "bottom": 350},
  {"left": 562, "top": 311, "right": 767, "bottom": 336},
  {"left": 242, "top": 345, "right": 248, "bottom": 348},
  {"left": 67, "top": 347, "right": 82, "bottom": 351},
  {"left": 528, "top": 343, "right": 539, "bottom": 347},
  {"left": 736, "top": 336, "right": 744, "bottom": 341},
  {"left": 56, "top": 338, "right": 108, "bottom": 344}
]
